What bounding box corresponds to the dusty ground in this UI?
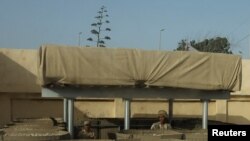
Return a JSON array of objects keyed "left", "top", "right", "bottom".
[{"left": 0, "top": 117, "right": 232, "bottom": 141}]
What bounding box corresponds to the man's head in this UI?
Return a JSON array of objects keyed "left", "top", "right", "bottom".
[
  {"left": 158, "top": 110, "right": 168, "bottom": 124},
  {"left": 83, "top": 120, "right": 91, "bottom": 131}
]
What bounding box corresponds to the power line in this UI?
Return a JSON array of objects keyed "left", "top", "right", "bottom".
[
  {"left": 234, "top": 34, "right": 250, "bottom": 46},
  {"left": 228, "top": 17, "right": 250, "bottom": 36}
]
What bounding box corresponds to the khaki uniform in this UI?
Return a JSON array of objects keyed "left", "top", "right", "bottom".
[
  {"left": 150, "top": 122, "right": 171, "bottom": 130},
  {"left": 77, "top": 129, "right": 95, "bottom": 139}
]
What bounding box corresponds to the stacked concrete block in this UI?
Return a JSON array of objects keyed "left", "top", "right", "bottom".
[
  {"left": 114, "top": 129, "right": 184, "bottom": 141},
  {"left": 3, "top": 118, "right": 70, "bottom": 141}
]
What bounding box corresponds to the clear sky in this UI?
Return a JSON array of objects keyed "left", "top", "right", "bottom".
[{"left": 1, "top": 0, "right": 250, "bottom": 58}]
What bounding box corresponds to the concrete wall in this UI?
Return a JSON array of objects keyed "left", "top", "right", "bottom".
[
  {"left": 0, "top": 94, "right": 11, "bottom": 127},
  {"left": 0, "top": 93, "right": 63, "bottom": 127},
  {"left": 11, "top": 98, "right": 63, "bottom": 119},
  {"left": 0, "top": 48, "right": 41, "bottom": 127},
  {"left": 1, "top": 96, "right": 248, "bottom": 125},
  {"left": 0, "top": 48, "right": 40, "bottom": 93},
  {"left": 0, "top": 48, "right": 250, "bottom": 127},
  {"left": 227, "top": 96, "right": 250, "bottom": 124},
  {"left": 1, "top": 94, "right": 250, "bottom": 127},
  {"left": 233, "top": 60, "right": 250, "bottom": 95}
]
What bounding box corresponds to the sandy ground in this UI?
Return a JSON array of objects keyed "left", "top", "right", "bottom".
[{"left": 0, "top": 117, "right": 231, "bottom": 140}]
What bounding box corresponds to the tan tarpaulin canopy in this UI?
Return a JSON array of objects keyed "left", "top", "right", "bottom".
[{"left": 38, "top": 44, "right": 242, "bottom": 91}]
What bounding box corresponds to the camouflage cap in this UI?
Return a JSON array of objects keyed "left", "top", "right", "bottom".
[
  {"left": 158, "top": 110, "right": 168, "bottom": 117},
  {"left": 84, "top": 120, "right": 91, "bottom": 125}
]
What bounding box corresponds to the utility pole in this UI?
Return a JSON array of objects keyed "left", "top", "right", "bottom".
[
  {"left": 78, "top": 32, "right": 82, "bottom": 46},
  {"left": 249, "top": 34, "right": 250, "bottom": 59},
  {"left": 159, "top": 29, "right": 165, "bottom": 50}
]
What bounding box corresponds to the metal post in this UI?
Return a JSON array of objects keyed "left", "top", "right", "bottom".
[
  {"left": 78, "top": 32, "right": 82, "bottom": 46},
  {"left": 202, "top": 99, "right": 208, "bottom": 129},
  {"left": 63, "top": 98, "right": 68, "bottom": 123},
  {"left": 168, "top": 99, "right": 173, "bottom": 124},
  {"left": 68, "top": 99, "right": 74, "bottom": 139},
  {"left": 159, "top": 29, "right": 165, "bottom": 50},
  {"left": 124, "top": 99, "right": 131, "bottom": 130}
]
